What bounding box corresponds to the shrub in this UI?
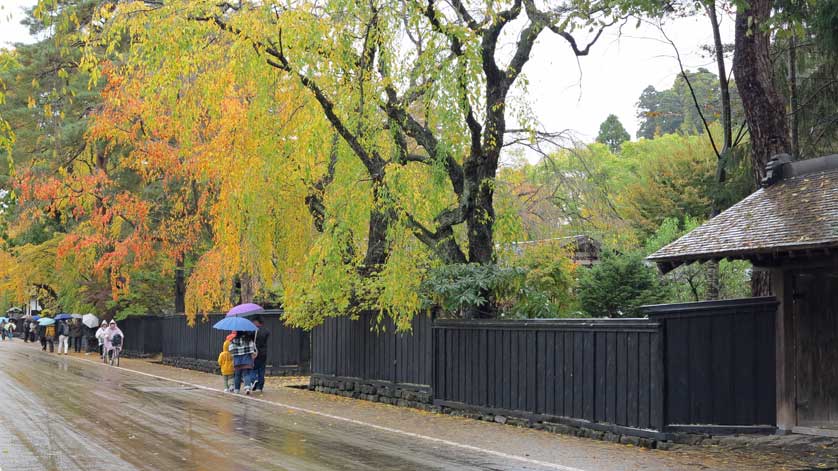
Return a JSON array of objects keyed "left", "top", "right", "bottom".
[
  {"left": 577, "top": 251, "right": 666, "bottom": 318},
  {"left": 422, "top": 242, "right": 581, "bottom": 319},
  {"left": 420, "top": 263, "right": 524, "bottom": 318}
]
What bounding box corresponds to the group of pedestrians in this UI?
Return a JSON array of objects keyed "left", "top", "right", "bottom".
[
  {"left": 37, "top": 319, "right": 87, "bottom": 355},
  {"left": 218, "top": 316, "right": 269, "bottom": 395},
  {"left": 2, "top": 316, "right": 124, "bottom": 363}
]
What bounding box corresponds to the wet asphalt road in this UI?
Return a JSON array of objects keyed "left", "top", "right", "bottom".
[
  {"left": 0, "top": 342, "right": 565, "bottom": 471},
  {"left": 0, "top": 341, "right": 816, "bottom": 471}
]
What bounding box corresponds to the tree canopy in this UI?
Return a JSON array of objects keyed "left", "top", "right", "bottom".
[
  {"left": 636, "top": 68, "right": 743, "bottom": 140},
  {"left": 1, "top": 0, "right": 836, "bottom": 325},
  {"left": 595, "top": 114, "right": 630, "bottom": 152}
]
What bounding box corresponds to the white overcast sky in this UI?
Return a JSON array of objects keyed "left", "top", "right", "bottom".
[{"left": 1, "top": 0, "right": 733, "bottom": 143}]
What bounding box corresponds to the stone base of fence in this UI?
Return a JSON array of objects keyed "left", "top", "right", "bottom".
[
  {"left": 121, "top": 350, "right": 158, "bottom": 360},
  {"left": 162, "top": 356, "right": 219, "bottom": 373},
  {"left": 436, "top": 399, "right": 670, "bottom": 446},
  {"left": 309, "top": 375, "right": 436, "bottom": 410},
  {"left": 309, "top": 374, "right": 678, "bottom": 448}
]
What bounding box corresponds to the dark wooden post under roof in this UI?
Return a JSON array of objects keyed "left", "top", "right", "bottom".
[{"left": 771, "top": 267, "right": 795, "bottom": 433}]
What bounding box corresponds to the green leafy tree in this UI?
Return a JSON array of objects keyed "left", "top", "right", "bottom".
[
  {"left": 596, "top": 114, "right": 630, "bottom": 152},
  {"left": 636, "top": 69, "right": 743, "bottom": 139},
  {"left": 501, "top": 242, "right": 580, "bottom": 319},
  {"left": 577, "top": 251, "right": 666, "bottom": 318}
]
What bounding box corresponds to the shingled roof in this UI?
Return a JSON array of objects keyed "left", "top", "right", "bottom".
[{"left": 648, "top": 154, "right": 838, "bottom": 272}]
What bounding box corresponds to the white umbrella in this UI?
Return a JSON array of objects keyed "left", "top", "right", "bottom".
[
  {"left": 82, "top": 313, "right": 99, "bottom": 329},
  {"left": 71, "top": 313, "right": 83, "bottom": 319}
]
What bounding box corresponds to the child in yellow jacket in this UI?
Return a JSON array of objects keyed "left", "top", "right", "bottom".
[{"left": 218, "top": 339, "right": 234, "bottom": 392}]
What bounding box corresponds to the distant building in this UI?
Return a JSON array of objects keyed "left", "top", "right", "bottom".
[
  {"left": 24, "top": 297, "right": 41, "bottom": 318},
  {"left": 5, "top": 306, "right": 23, "bottom": 319},
  {"left": 502, "top": 235, "right": 601, "bottom": 266}
]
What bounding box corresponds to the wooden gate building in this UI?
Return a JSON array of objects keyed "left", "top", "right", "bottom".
[{"left": 649, "top": 154, "right": 838, "bottom": 437}]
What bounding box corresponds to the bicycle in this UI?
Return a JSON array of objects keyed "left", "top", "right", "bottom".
[
  {"left": 103, "top": 345, "right": 121, "bottom": 366},
  {"left": 109, "top": 346, "right": 121, "bottom": 366}
]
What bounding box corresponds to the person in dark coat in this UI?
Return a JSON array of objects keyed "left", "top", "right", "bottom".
[
  {"left": 252, "top": 316, "right": 270, "bottom": 392},
  {"left": 69, "top": 319, "right": 83, "bottom": 353}
]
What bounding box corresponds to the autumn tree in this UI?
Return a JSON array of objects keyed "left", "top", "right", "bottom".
[
  {"left": 1, "top": 1, "right": 206, "bottom": 317},
  {"left": 81, "top": 0, "right": 621, "bottom": 322}
]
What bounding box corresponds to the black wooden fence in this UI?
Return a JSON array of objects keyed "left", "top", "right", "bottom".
[
  {"left": 311, "top": 298, "right": 779, "bottom": 436},
  {"left": 644, "top": 297, "right": 777, "bottom": 431},
  {"left": 159, "top": 312, "right": 310, "bottom": 371},
  {"left": 118, "top": 316, "right": 163, "bottom": 356},
  {"left": 112, "top": 311, "right": 310, "bottom": 372},
  {"left": 433, "top": 319, "right": 664, "bottom": 433},
  {"left": 311, "top": 311, "right": 433, "bottom": 390}
]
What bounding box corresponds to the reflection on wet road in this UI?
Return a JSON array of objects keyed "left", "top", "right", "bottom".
[
  {"left": 1, "top": 342, "right": 820, "bottom": 471},
  {"left": 0, "top": 343, "right": 558, "bottom": 471}
]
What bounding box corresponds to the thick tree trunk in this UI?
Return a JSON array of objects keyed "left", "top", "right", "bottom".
[
  {"left": 466, "top": 174, "right": 495, "bottom": 266},
  {"left": 239, "top": 273, "right": 255, "bottom": 304},
  {"left": 733, "top": 0, "right": 790, "bottom": 182},
  {"left": 363, "top": 180, "right": 390, "bottom": 269},
  {"left": 733, "top": 0, "right": 788, "bottom": 296},
  {"left": 461, "top": 163, "right": 496, "bottom": 319}
]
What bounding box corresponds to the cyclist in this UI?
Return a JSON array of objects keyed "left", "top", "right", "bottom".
[
  {"left": 95, "top": 320, "right": 108, "bottom": 359},
  {"left": 103, "top": 320, "right": 124, "bottom": 365}
]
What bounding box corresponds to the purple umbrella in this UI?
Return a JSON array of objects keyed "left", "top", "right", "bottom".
[{"left": 225, "top": 303, "right": 265, "bottom": 317}]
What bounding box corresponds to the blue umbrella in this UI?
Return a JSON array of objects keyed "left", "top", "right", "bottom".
[
  {"left": 31, "top": 315, "right": 40, "bottom": 321},
  {"left": 0, "top": 317, "right": 8, "bottom": 322},
  {"left": 38, "top": 318, "right": 56, "bottom": 326},
  {"left": 212, "top": 316, "right": 257, "bottom": 332},
  {"left": 54, "top": 314, "right": 73, "bottom": 321}
]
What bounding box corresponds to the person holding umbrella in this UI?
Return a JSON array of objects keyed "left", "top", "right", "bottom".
[
  {"left": 39, "top": 318, "right": 56, "bottom": 353},
  {"left": 252, "top": 316, "right": 270, "bottom": 393},
  {"left": 213, "top": 315, "right": 259, "bottom": 394},
  {"left": 229, "top": 331, "right": 258, "bottom": 394},
  {"left": 29, "top": 319, "right": 38, "bottom": 343},
  {"left": 69, "top": 318, "right": 83, "bottom": 353},
  {"left": 81, "top": 313, "right": 99, "bottom": 353},
  {"left": 56, "top": 319, "right": 70, "bottom": 355}
]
